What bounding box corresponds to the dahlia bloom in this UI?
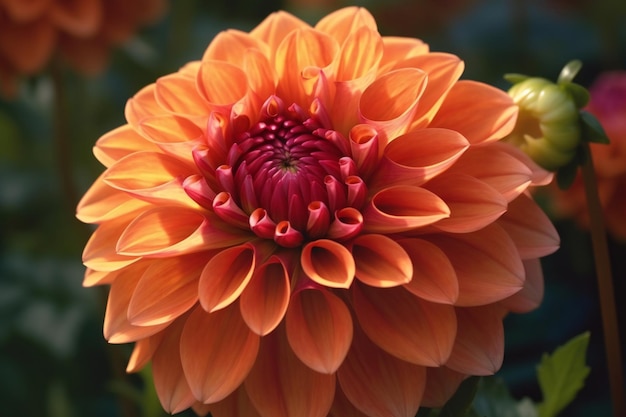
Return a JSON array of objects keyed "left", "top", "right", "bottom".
[
  {"left": 544, "top": 71, "right": 626, "bottom": 240},
  {"left": 76, "top": 7, "right": 559, "bottom": 416},
  {"left": 0, "top": 0, "right": 166, "bottom": 96}
]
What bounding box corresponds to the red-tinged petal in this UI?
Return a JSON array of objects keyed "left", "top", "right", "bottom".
[
  {"left": 50, "top": 0, "right": 101, "bottom": 36},
  {"left": 155, "top": 72, "right": 211, "bottom": 116},
  {"left": 329, "top": 387, "right": 370, "bottom": 417},
  {"left": 315, "top": 7, "right": 377, "bottom": 45},
  {"left": 353, "top": 284, "right": 457, "bottom": 366},
  {"left": 2, "top": 0, "right": 49, "bottom": 21},
  {"left": 425, "top": 173, "right": 508, "bottom": 233},
  {"left": 240, "top": 256, "right": 291, "bottom": 336},
  {"left": 379, "top": 36, "right": 429, "bottom": 74},
  {"left": 76, "top": 173, "right": 150, "bottom": 224},
  {"left": 337, "top": 326, "right": 427, "bottom": 417},
  {"left": 203, "top": 29, "right": 267, "bottom": 66},
  {"left": 286, "top": 288, "right": 353, "bottom": 374},
  {"left": 426, "top": 224, "right": 525, "bottom": 306},
  {"left": 192, "top": 402, "right": 212, "bottom": 417},
  {"left": 117, "top": 207, "right": 249, "bottom": 257},
  {"left": 249, "top": 11, "right": 309, "bottom": 53},
  {"left": 152, "top": 319, "right": 197, "bottom": 414},
  {"left": 301, "top": 240, "right": 355, "bottom": 288},
  {"left": 128, "top": 254, "right": 209, "bottom": 326},
  {"left": 445, "top": 145, "right": 533, "bottom": 202},
  {"left": 421, "top": 367, "right": 467, "bottom": 408},
  {"left": 125, "top": 84, "right": 163, "bottom": 128},
  {"left": 500, "top": 258, "right": 545, "bottom": 313},
  {"left": 82, "top": 215, "right": 140, "bottom": 272},
  {"left": 137, "top": 114, "right": 204, "bottom": 162},
  {"left": 103, "top": 151, "right": 196, "bottom": 205},
  {"left": 210, "top": 387, "right": 263, "bottom": 417},
  {"left": 430, "top": 80, "right": 518, "bottom": 145},
  {"left": 397, "top": 238, "right": 459, "bottom": 304},
  {"left": 352, "top": 234, "right": 412, "bottom": 287},
  {"left": 245, "top": 325, "right": 336, "bottom": 417},
  {"left": 198, "top": 243, "right": 258, "bottom": 313},
  {"left": 180, "top": 304, "right": 259, "bottom": 403},
  {"left": 370, "top": 128, "right": 469, "bottom": 190},
  {"left": 82, "top": 268, "right": 117, "bottom": 287},
  {"left": 348, "top": 124, "right": 381, "bottom": 179},
  {"left": 359, "top": 68, "right": 427, "bottom": 141},
  {"left": 0, "top": 18, "right": 55, "bottom": 73},
  {"left": 499, "top": 194, "right": 560, "bottom": 259},
  {"left": 362, "top": 185, "right": 450, "bottom": 234},
  {"left": 197, "top": 60, "right": 248, "bottom": 110},
  {"left": 446, "top": 305, "right": 505, "bottom": 375},
  {"left": 93, "top": 124, "right": 161, "bottom": 168},
  {"left": 103, "top": 263, "right": 169, "bottom": 344}
]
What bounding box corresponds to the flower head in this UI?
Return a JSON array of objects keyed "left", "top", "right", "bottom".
[
  {"left": 0, "top": 0, "right": 167, "bottom": 97},
  {"left": 77, "top": 7, "right": 559, "bottom": 416}
]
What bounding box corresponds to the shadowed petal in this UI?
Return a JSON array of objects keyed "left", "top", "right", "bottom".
[
  {"left": 426, "top": 224, "right": 525, "bottom": 306},
  {"left": 245, "top": 325, "right": 336, "bottom": 417},
  {"left": 286, "top": 288, "right": 353, "bottom": 374},
  {"left": 93, "top": 124, "right": 160, "bottom": 167},
  {"left": 240, "top": 256, "right": 291, "bottom": 336},
  {"left": 352, "top": 234, "right": 412, "bottom": 287},
  {"left": 50, "top": 0, "right": 101, "bottom": 36},
  {"left": 446, "top": 305, "right": 505, "bottom": 375},
  {"left": 82, "top": 214, "right": 141, "bottom": 272},
  {"left": 329, "top": 387, "right": 370, "bottom": 417},
  {"left": 126, "top": 332, "right": 164, "bottom": 373},
  {"left": 128, "top": 253, "right": 209, "bottom": 326},
  {"left": 397, "top": 238, "right": 459, "bottom": 304},
  {"left": 180, "top": 304, "right": 259, "bottom": 403},
  {"left": 430, "top": 80, "right": 518, "bottom": 145},
  {"left": 337, "top": 326, "right": 427, "bottom": 417},
  {"left": 301, "top": 240, "right": 355, "bottom": 288},
  {"left": 315, "top": 7, "right": 377, "bottom": 45},
  {"left": 353, "top": 284, "right": 456, "bottom": 366},
  {"left": 500, "top": 259, "right": 545, "bottom": 313},
  {"left": 421, "top": 367, "right": 467, "bottom": 408},
  {"left": 210, "top": 387, "right": 263, "bottom": 417},
  {"left": 362, "top": 186, "right": 450, "bottom": 233}
]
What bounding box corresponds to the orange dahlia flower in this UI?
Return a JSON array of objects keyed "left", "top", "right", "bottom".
[
  {"left": 76, "top": 7, "right": 559, "bottom": 416},
  {"left": 0, "top": 0, "right": 166, "bottom": 96},
  {"left": 544, "top": 71, "right": 626, "bottom": 240}
]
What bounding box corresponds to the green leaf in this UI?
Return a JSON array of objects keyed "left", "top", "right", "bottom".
[
  {"left": 536, "top": 332, "right": 591, "bottom": 417},
  {"left": 560, "top": 82, "right": 589, "bottom": 109},
  {"left": 439, "top": 376, "right": 481, "bottom": 417},
  {"left": 504, "top": 73, "right": 530, "bottom": 84},
  {"left": 580, "top": 110, "right": 610, "bottom": 144},
  {"left": 557, "top": 60, "right": 582, "bottom": 84},
  {"left": 473, "top": 377, "right": 537, "bottom": 417}
]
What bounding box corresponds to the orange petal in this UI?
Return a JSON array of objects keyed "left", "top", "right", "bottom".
[
  {"left": 352, "top": 234, "right": 412, "bottom": 287},
  {"left": 155, "top": 72, "right": 211, "bottom": 116},
  {"left": 203, "top": 29, "right": 267, "bottom": 67},
  {"left": 152, "top": 318, "right": 197, "bottom": 413},
  {"left": 196, "top": 60, "right": 248, "bottom": 110},
  {"left": 499, "top": 193, "right": 560, "bottom": 259},
  {"left": 103, "top": 263, "right": 169, "bottom": 344},
  {"left": 359, "top": 68, "right": 427, "bottom": 141},
  {"left": 352, "top": 284, "right": 457, "bottom": 366},
  {"left": 240, "top": 256, "right": 291, "bottom": 336},
  {"left": 244, "top": 47, "right": 277, "bottom": 101},
  {"left": 128, "top": 253, "right": 208, "bottom": 326},
  {"left": 446, "top": 305, "right": 505, "bottom": 375},
  {"left": 244, "top": 325, "right": 336, "bottom": 417},
  {"left": 362, "top": 185, "right": 450, "bottom": 233},
  {"left": 125, "top": 84, "right": 163, "bottom": 128},
  {"left": 93, "top": 124, "right": 161, "bottom": 168},
  {"left": 335, "top": 26, "right": 382, "bottom": 81},
  {"left": 371, "top": 128, "right": 469, "bottom": 190},
  {"left": 337, "top": 325, "right": 427, "bottom": 417},
  {"left": 426, "top": 224, "right": 525, "bottom": 306},
  {"left": 180, "top": 304, "right": 259, "bottom": 403},
  {"left": 301, "top": 239, "right": 355, "bottom": 288},
  {"left": 198, "top": 243, "right": 258, "bottom": 313},
  {"left": 500, "top": 258, "right": 545, "bottom": 313},
  {"left": 50, "top": 0, "right": 101, "bottom": 37},
  {"left": 315, "top": 7, "right": 377, "bottom": 45},
  {"left": 103, "top": 151, "right": 195, "bottom": 205},
  {"left": 286, "top": 288, "right": 353, "bottom": 374},
  {"left": 378, "top": 36, "right": 429, "bottom": 73},
  {"left": 249, "top": 10, "right": 309, "bottom": 53},
  {"left": 421, "top": 367, "right": 467, "bottom": 408},
  {"left": 329, "top": 387, "right": 370, "bottom": 417},
  {"left": 126, "top": 333, "right": 164, "bottom": 373},
  {"left": 137, "top": 114, "right": 204, "bottom": 163},
  {"left": 117, "top": 207, "right": 249, "bottom": 257},
  {"left": 82, "top": 215, "right": 141, "bottom": 272},
  {"left": 2, "top": 0, "right": 49, "bottom": 21},
  {"left": 397, "top": 238, "right": 459, "bottom": 304},
  {"left": 430, "top": 80, "right": 518, "bottom": 145},
  {"left": 210, "top": 387, "right": 262, "bottom": 417},
  {"left": 425, "top": 173, "right": 508, "bottom": 233},
  {"left": 82, "top": 268, "right": 117, "bottom": 287}
]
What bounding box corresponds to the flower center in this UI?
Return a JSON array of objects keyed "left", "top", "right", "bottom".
[{"left": 206, "top": 96, "right": 367, "bottom": 247}]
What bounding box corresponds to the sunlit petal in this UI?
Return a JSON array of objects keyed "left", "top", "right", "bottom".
[
  {"left": 352, "top": 234, "right": 412, "bottom": 287},
  {"left": 301, "top": 240, "right": 355, "bottom": 288}
]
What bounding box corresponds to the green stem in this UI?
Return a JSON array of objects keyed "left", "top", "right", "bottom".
[{"left": 580, "top": 142, "right": 625, "bottom": 417}]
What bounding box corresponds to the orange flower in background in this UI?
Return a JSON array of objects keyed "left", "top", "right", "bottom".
[
  {"left": 77, "top": 7, "right": 559, "bottom": 417},
  {"left": 0, "top": 0, "right": 166, "bottom": 96},
  {"left": 544, "top": 71, "right": 626, "bottom": 240}
]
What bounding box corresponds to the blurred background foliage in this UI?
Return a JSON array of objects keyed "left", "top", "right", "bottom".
[{"left": 0, "top": 0, "right": 624, "bottom": 416}]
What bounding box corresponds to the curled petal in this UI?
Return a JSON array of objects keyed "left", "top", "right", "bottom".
[
  {"left": 286, "top": 288, "right": 353, "bottom": 374},
  {"left": 371, "top": 128, "right": 469, "bottom": 190},
  {"left": 446, "top": 305, "right": 505, "bottom": 375},
  {"left": 352, "top": 234, "right": 412, "bottom": 287},
  {"left": 337, "top": 326, "right": 427, "bottom": 417},
  {"left": 500, "top": 258, "right": 545, "bottom": 313},
  {"left": 240, "top": 256, "right": 291, "bottom": 336},
  {"left": 180, "top": 305, "right": 260, "bottom": 403},
  {"left": 93, "top": 124, "right": 160, "bottom": 168},
  {"left": 274, "top": 221, "right": 304, "bottom": 248},
  {"left": 362, "top": 186, "right": 450, "bottom": 233},
  {"left": 421, "top": 367, "right": 467, "bottom": 408},
  {"left": 306, "top": 201, "right": 331, "bottom": 239},
  {"left": 183, "top": 174, "right": 216, "bottom": 210},
  {"left": 213, "top": 192, "right": 249, "bottom": 229},
  {"left": 250, "top": 208, "right": 277, "bottom": 239},
  {"left": 301, "top": 240, "right": 355, "bottom": 288},
  {"left": 117, "top": 207, "right": 249, "bottom": 257},
  {"left": 397, "top": 238, "right": 459, "bottom": 304},
  {"left": 128, "top": 254, "right": 208, "bottom": 326},
  {"left": 245, "top": 325, "right": 336, "bottom": 417},
  {"left": 348, "top": 124, "right": 380, "bottom": 179},
  {"left": 353, "top": 284, "right": 457, "bottom": 366},
  {"left": 426, "top": 224, "right": 525, "bottom": 306},
  {"left": 345, "top": 176, "right": 367, "bottom": 208},
  {"left": 327, "top": 207, "right": 363, "bottom": 241}
]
